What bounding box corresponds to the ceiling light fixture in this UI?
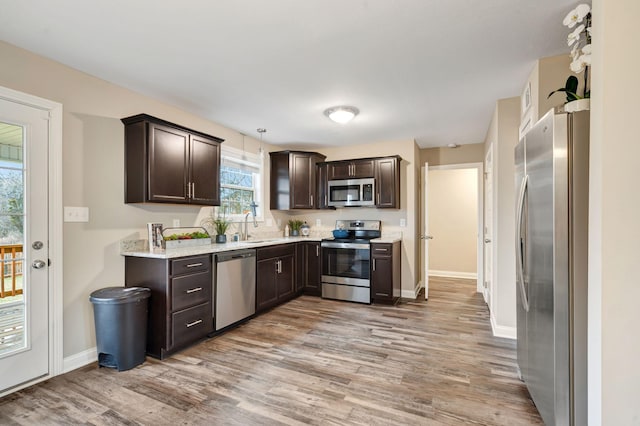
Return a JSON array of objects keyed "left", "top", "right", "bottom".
[
  {"left": 447, "top": 143, "right": 460, "bottom": 148},
  {"left": 324, "top": 106, "right": 359, "bottom": 124},
  {"left": 257, "top": 128, "right": 266, "bottom": 158}
]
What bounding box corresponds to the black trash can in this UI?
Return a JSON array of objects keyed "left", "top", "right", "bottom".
[{"left": 89, "top": 286, "right": 151, "bottom": 371}]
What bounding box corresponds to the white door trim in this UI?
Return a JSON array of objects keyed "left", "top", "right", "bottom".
[
  {"left": 0, "top": 86, "right": 64, "bottom": 392},
  {"left": 428, "top": 162, "right": 484, "bottom": 293}
]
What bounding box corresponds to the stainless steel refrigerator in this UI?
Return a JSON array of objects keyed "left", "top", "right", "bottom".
[{"left": 515, "top": 108, "right": 588, "bottom": 425}]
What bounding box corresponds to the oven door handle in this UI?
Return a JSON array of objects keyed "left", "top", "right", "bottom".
[{"left": 321, "top": 242, "right": 370, "bottom": 250}]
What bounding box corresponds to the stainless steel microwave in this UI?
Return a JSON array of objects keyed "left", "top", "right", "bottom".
[{"left": 327, "top": 178, "right": 375, "bottom": 207}]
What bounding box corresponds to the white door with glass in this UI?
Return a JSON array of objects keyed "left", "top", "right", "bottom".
[{"left": 0, "top": 97, "right": 49, "bottom": 392}]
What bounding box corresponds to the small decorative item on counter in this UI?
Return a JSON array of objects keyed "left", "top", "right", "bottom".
[
  {"left": 161, "top": 227, "right": 211, "bottom": 249},
  {"left": 288, "top": 219, "right": 303, "bottom": 236},
  {"left": 284, "top": 223, "right": 290, "bottom": 237},
  {"left": 201, "top": 207, "right": 230, "bottom": 244},
  {"left": 147, "top": 223, "right": 163, "bottom": 251},
  {"left": 300, "top": 221, "right": 310, "bottom": 237}
]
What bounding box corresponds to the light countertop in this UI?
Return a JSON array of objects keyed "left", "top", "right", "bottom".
[{"left": 121, "top": 234, "right": 402, "bottom": 259}]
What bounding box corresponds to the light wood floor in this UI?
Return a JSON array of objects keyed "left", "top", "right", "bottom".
[{"left": 0, "top": 277, "right": 542, "bottom": 425}]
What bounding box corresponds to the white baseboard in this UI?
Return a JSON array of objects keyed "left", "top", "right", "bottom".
[
  {"left": 429, "top": 270, "right": 478, "bottom": 280},
  {"left": 63, "top": 347, "right": 97, "bottom": 373},
  {"left": 490, "top": 314, "right": 517, "bottom": 339},
  {"left": 401, "top": 281, "right": 421, "bottom": 299}
]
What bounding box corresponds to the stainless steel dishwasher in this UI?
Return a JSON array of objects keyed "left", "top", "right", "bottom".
[{"left": 215, "top": 249, "right": 256, "bottom": 331}]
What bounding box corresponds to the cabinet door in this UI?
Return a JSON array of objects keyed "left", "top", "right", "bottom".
[
  {"left": 291, "top": 153, "right": 315, "bottom": 209},
  {"left": 316, "top": 162, "right": 329, "bottom": 209},
  {"left": 148, "top": 123, "right": 189, "bottom": 203},
  {"left": 304, "top": 242, "right": 322, "bottom": 295},
  {"left": 189, "top": 135, "right": 221, "bottom": 205},
  {"left": 352, "top": 159, "right": 375, "bottom": 178},
  {"left": 257, "top": 259, "right": 278, "bottom": 312},
  {"left": 328, "top": 161, "right": 351, "bottom": 180},
  {"left": 371, "top": 255, "right": 393, "bottom": 299},
  {"left": 277, "top": 254, "right": 295, "bottom": 301},
  {"left": 375, "top": 157, "right": 400, "bottom": 208}
]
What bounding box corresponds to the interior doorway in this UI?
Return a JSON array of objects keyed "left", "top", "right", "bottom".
[
  {"left": 0, "top": 86, "right": 63, "bottom": 396},
  {"left": 424, "top": 163, "right": 483, "bottom": 294}
]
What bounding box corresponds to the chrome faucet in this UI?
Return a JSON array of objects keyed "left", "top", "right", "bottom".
[{"left": 241, "top": 201, "right": 259, "bottom": 241}]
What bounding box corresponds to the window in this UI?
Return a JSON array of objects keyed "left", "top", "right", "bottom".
[{"left": 219, "top": 146, "right": 263, "bottom": 220}]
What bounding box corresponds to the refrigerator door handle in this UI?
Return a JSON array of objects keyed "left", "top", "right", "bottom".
[{"left": 516, "top": 174, "right": 530, "bottom": 312}]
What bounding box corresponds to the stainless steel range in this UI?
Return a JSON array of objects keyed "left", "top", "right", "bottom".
[{"left": 321, "top": 220, "right": 381, "bottom": 304}]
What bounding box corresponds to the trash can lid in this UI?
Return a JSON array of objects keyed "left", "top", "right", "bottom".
[{"left": 89, "top": 286, "right": 151, "bottom": 304}]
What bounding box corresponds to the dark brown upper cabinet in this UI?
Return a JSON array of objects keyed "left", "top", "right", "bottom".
[
  {"left": 327, "top": 158, "right": 375, "bottom": 180},
  {"left": 375, "top": 156, "right": 401, "bottom": 208},
  {"left": 122, "top": 114, "right": 223, "bottom": 205},
  {"left": 270, "top": 151, "right": 326, "bottom": 210}
]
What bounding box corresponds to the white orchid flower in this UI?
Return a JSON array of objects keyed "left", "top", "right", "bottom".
[
  {"left": 570, "top": 59, "right": 585, "bottom": 73},
  {"left": 563, "top": 3, "right": 591, "bottom": 28},
  {"left": 570, "top": 54, "right": 591, "bottom": 74},
  {"left": 568, "top": 24, "right": 585, "bottom": 46},
  {"left": 582, "top": 44, "right": 592, "bottom": 55},
  {"left": 571, "top": 43, "right": 581, "bottom": 60}
]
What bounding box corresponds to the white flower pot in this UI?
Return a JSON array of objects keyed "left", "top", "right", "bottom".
[{"left": 564, "top": 99, "right": 590, "bottom": 112}]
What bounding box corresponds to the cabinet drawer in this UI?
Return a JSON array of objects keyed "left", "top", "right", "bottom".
[
  {"left": 257, "top": 244, "right": 295, "bottom": 261},
  {"left": 171, "top": 270, "right": 211, "bottom": 311},
  {"left": 171, "top": 302, "right": 212, "bottom": 349},
  {"left": 171, "top": 255, "right": 211, "bottom": 276},
  {"left": 371, "top": 244, "right": 392, "bottom": 255}
]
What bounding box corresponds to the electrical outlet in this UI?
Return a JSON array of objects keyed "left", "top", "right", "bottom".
[
  {"left": 400, "top": 218, "right": 407, "bottom": 227},
  {"left": 173, "top": 219, "right": 180, "bottom": 227},
  {"left": 64, "top": 206, "right": 89, "bottom": 223},
  {"left": 316, "top": 219, "right": 322, "bottom": 226}
]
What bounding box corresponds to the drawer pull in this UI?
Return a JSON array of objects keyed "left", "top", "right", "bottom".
[
  {"left": 186, "top": 287, "right": 203, "bottom": 294},
  {"left": 186, "top": 263, "right": 203, "bottom": 268},
  {"left": 186, "top": 319, "right": 203, "bottom": 328},
  {"left": 375, "top": 248, "right": 388, "bottom": 251}
]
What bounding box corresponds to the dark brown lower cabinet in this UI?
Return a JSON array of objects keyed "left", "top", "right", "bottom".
[
  {"left": 371, "top": 241, "right": 401, "bottom": 304},
  {"left": 256, "top": 244, "right": 295, "bottom": 312},
  {"left": 125, "top": 254, "right": 213, "bottom": 359},
  {"left": 297, "top": 241, "right": 322, "bottom": 296}
]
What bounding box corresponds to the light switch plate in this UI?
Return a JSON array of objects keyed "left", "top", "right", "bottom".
[
  {"left": 400, "top": 218, "right": 407, "bottom": 227},
  {"left": 64, "top": 206, "right": 89, "bottom": 223},
  {"left": 173, "top": 219, "right": 180, "bottom": 227},
  {"left": 316, "top": 219, "right": 322, "bottom": 226}
]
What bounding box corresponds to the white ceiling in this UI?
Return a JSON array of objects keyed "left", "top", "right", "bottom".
[{"left": 0, "top": 0, "right": 576, "bottom": 148}]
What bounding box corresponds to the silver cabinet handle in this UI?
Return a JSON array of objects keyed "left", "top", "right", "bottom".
[
  {"left": 372, "top": 258, "right": 376, "bottom": 271},
  {"left": 186, "top": 263, "right": 203, "bottom": 268},
  {"left": 191, "top": 182, "right": 195, "bottom": 199},
  {"left": 186, "top": 287, "right": 202, "bottom": 294},
  {"left": 278, "top": 260, "right": 282, "bottom": 274},
  {"left": 186, "top": 319, "right": 203, "bottom": 328},
  {"left": 32, "top": 259, "right": 46, "bottom": 269},
  {"left": 310, "top": 194, "right": 313, "bottom": 207},
  {"left": 187, "top": 182, "right": 191, "bottom": 199},
  {"left": 316, "top": 245, "right": 319, "bottom": 257},
  {"left": 374, "top": 248, "right": 387, "bottom": 251}
]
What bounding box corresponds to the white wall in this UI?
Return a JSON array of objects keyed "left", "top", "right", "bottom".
[
  {"left": 428, "top": 168, "right": 477, "bottom": 277},
  {"left": 484, "top": 97, "right": 520, "bottom": 338},
  {"left": 589, "top": 0, "right": 640, "bottom": 423}
]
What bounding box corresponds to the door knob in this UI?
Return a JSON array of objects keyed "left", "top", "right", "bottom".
[
  {"left": 32, "top": 259, "right": 46, "bottom": 269},
  {"left": 485, "top": 238, "right": 492, "bottom": 243}
]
